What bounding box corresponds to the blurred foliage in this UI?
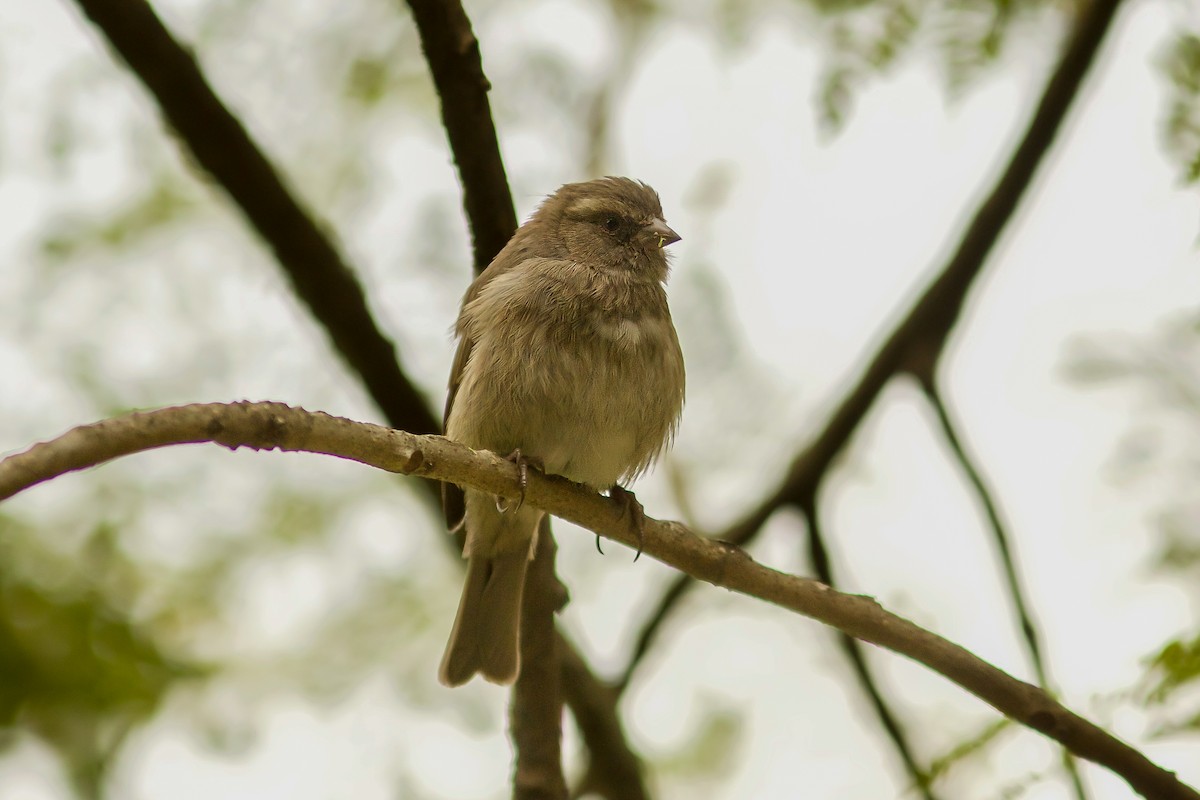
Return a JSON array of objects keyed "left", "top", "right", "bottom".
[
  {"left": 1067, "top": 314, "right": 1200, "bottom": 738},
  {"left": 1066, "top": 313, "right": 1200, "bottom": 484},
  {"left": 799, "top": 0, "right": 1059, "bottom": 131},
  {"left": 818, "top": 0, "right": 922, "bottom": 130},
  {"left": 38, "top": 173, "right": 198, "bottom": 264},
  {"left": 1145, "top": 636, "right": 1200, "bottom": 705},
  {"left": 1142, "top": 634, "right": 1200, "bottom": 738},
  {"left": 0, "top": 461, "right": 435, "bottom": 797},
  {"left": 0, "top": 516, "right": 210, "bottom": 799},
  {"left": 923, "top": 717, "right": 1012, "bottom": 785},
  {"left": 652, "top": 695, "right": 743, "bottom": 782},
  {"left": 1159, "top": 31, "right": 1200, "bottom": 184}
]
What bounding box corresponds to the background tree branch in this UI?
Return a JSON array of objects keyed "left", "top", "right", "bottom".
[
  {"left": 619, "top": 0, "right": 1126, "bottom": 698},
  {"left": 0, "top": 401, "right": 1193, "bottom": 800},
  {"left": 511, "top": 519, "right": 568, "bottom": 800},
  {"left": 559, "top": 634, "right": 648, "bottom": 800},
  {"left": 916, "top": 372, "right": 1089, "bottom": 799},
  {"left": 402, "top": 0, "right": 518, "bottom": 270},
  {"left": 71, "top": 0, "right": 438, "bottom": 441},
  {"left": 805, "top": 504, "right": 939, "bottom": 800}
]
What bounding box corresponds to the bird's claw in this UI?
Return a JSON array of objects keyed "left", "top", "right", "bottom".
[
  {"left": 495, "top": 449, "right": 541, "bottom": 513},
  {"left": 609, "top": 485, "right": 646, "bottom": 562}
]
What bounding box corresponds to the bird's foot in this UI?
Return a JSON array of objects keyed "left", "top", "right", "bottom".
[
  {"left": 495, "top": 449, "right": 543, "bottom": 513},
  {"left": 607, "top": 485, "right": 646, "bottom": 562}
]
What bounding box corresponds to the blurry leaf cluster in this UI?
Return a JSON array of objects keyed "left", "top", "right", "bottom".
[
  {"left": 922, "top": 717, "right": 1012, "bottom": 787},
  {"left": 0, "top": 515, "right": 210, "bottom": 799},
  {"left": 38, "top": 173, "right": 197, "bottom": 265},
  {"left": 726, "top": 0, "right": 1200, "bottom": 177},
  {"left": 1143, "top": 635, "right": 1200, "bottom": 736},
  {"left": 801, "top": 0, "right": 1058, "bottom": 131},
  {"left": 652, "top": 695, "right": 743, "bottom": 783},
  {"left": 1159, "top": 30, "right": 1200, "bottom": 184},
  {"left": 816, "top": 0, "right": 924, "bottom": 130},
  {"left": 1067, "top": 314, "right": 1200, "bottom": 734},
  {"left": 1065, "top": 313, "right": 1200, "bottom": 495}
]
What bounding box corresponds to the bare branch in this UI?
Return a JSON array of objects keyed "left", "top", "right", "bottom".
[
  {"left": 559, "top": 635, "right": 648, "bottom": 800},
  {"left": 0, "top": 402, "right": 1193, "bottom": 800},
  {"left": 620, "top": 0, "right": 1128, "bottom": 689},
  {"left": 403, "top": 0, "right": 518, "bottom": 271},
  {"left": 512, "top": 520, "right": 568, "bottom": 800},
  {"left": 916, "top": 376, "right": 1090, "bottom": 800},
  {"left": 805, "top": 507, "right": 939, "bottom": 799}
]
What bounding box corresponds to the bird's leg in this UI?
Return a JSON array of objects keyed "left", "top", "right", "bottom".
[
  {"left": 495, "top": 449, "right": 543, "bottom": 513},
  {"left": 608, "top": 485, "right": 646, "bottom": 562}
]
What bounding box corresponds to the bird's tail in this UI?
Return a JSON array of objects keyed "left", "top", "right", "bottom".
[{"left": 438, "top": 551, "right": 530, "bottom": 686}]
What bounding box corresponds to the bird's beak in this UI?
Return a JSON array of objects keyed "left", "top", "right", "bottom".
[{"left": 644, "top": 218, "right": 681, "bottom": 249}]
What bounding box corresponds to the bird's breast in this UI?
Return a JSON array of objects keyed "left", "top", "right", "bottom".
[
  {"left": 531, "top": 308, "right": 682, "bottom": 487},
  {"left": 450, "top": 299, "right": 683, "bottom": 490}
]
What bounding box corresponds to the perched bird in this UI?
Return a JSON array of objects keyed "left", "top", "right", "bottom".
[{"left": 439, "top": 177, "right": 686, "bottom": 687}]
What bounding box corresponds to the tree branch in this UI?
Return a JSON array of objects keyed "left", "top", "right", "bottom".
[
  {"left": 805, "top": 505, "right": 939, "bottom": 799},
  {"left": 917, "top": 376, "right": 1089, "bottom": 800},
  {"left": 511, "top": 519, "right": 568, "bottom": 800},
  {"left": 620, "top": 0, "right": 1128, "bottom": 690},
  {"left": 403, "top": 0, "right": 518, "bottom": 271},
  {"left": 559, "top": 635, "right": 648, "bottom": 800},
  {"left": 69, "top": 0, "right": 438, "bottom": 440},
  {"left": 0, "top": 402, "right": 1194, "bottom": 800}
]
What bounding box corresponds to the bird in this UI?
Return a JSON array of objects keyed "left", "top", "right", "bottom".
[{"left": 438, "top": 176, "right": 686, "bottom": 687}]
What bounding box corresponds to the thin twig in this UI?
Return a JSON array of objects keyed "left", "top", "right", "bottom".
[
  {"left": 917, "top": 376, "right": 1090, "bottom": 800},
  {"left": 806, "top": 504, "right": 939, "bottom": 800},
  {"left": 0, "top": 401, "right": 1193, "bottom": 800},
  {"left": 619, "top": 0, "right": 1128, "bottom": 691}
]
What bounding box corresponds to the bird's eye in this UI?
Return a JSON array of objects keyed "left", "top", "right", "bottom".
[{"left": 602, "top": 216, "right": 621, "bottom": 233}]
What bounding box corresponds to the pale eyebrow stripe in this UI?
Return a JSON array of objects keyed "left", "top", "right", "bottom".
[{"left": 565, "top": 197, "right": 623, "bottom": 217}]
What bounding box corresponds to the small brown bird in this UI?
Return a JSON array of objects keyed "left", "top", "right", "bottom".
[{"left": 439, "top": 177, "right": 686, "bottom": 687}]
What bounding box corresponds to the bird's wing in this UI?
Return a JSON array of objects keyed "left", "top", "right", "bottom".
[
  {"left": 440, "top": 254, "right": 514, "bottom": 531},
  {"left": 441, "top": 330, "right": 472, "bottom": 531}
]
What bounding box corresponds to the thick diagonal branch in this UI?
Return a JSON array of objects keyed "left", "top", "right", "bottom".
[
  {"left": 71, "top": 0, "right": 438, "bottom": 440},
  {"left": 0, "top": 401, "right": 1194, "bottom": 800}
]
